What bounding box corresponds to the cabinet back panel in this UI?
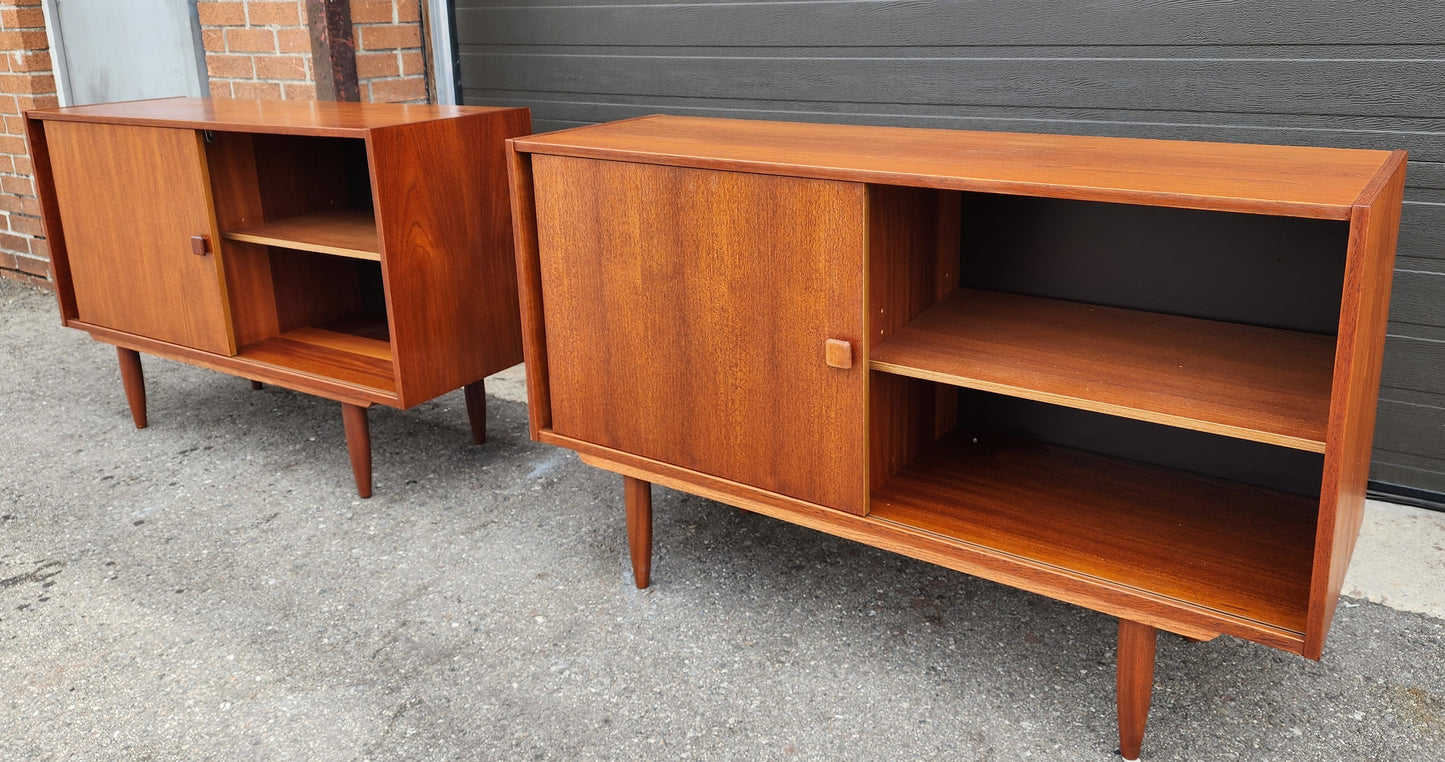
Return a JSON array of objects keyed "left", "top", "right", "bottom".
[
  {"left": 250, "top": 135, "right": 372, "bottom": 220},
  {"left": 269, "top": 250, "right": 366, "bottom": 334},
  {"left": 957, "top": 389, "right": 1325, "bottom": 496},
  {"left": 961, "top": 194, "right": 1349, "bottom": 334}
]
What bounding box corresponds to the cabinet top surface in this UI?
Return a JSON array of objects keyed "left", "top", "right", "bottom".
[
  {"left": 27, "top": 97, "right": 522, "bottom": 137},
  {"left": 513, "top": 115, "right": 1401, "bottom": 219}
]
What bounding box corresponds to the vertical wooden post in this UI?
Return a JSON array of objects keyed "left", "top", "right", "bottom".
[
  {"left": 341, "top": 402, "right": 372, "bottom": 498},
  {"left": 624, "top": 476, "right": 652, "bottom": 589},
  {"left": 463, "top": 380, "right": 487, "bottom": 445},
  {"left": 1117, "top": 619, "right": 1158, "bottom": 761},
  {"left": 116, "top": 347, "right": 147, "bottom": 429},
  {"left": 305, "top": 0, "right": 360, "bottom": 102}
]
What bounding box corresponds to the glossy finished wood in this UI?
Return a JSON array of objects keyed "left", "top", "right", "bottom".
[
  {"left": 28, "top": 98, "right": 529, "bottom": 497},
  {"left": 372, "top": 107, "right": 531, "bottom": 406},
  {"left": 1117, "top": 620, "right": 1158, "bottom": 762},
  {"left": 28, "top": 97, "right": 508, "bottom": 137},
  {"left": 871, "top": 289, "right": 1336, "bottom": 451},
  {"left": 531, "top": 155, "right": 869, "bottom": 514},
  {"left": 870, "top": 432, "right": 1316, "bottom": 636},
  {"left": 625, "top": 476, "right": 653, "bottom": 589},
  {"left": 238, "top": 316, "right": 395, "bottom": 395},
  {"left": 511, "top": 118, "right": 1407, "bottom": 758},
  {"left": 513, "top": 115, "right": 1394, "bottom": 220},
  {"left": 1306, "top": 150, "right": 1410, "bottom": 658},
  {"left": 341, "top": 402, "right": 372, "bottom": 498},
  {"left": 464, "top": 380, "right": 487, "bottom": 445},
  {"left": 117, "top": 348, "right": 147, "bottom": 429},
  {"left": 223, "top": 209, "right": 380, "bottom": 260},
  {"left": 43, "top": 120, "right": 233, "bottom": 354}
]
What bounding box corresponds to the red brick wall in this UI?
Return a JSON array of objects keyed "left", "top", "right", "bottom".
[
  {"left": 199, "top": 0, "right": 428, "bottom": 104},
  {"left": 199, "top": 1, "right": 317, "bottom": 100},
  {"left": 352, "top": 0, "right": 427, "bottom": 103},
  {"left": 0, "top": 0, "right": 57, "bottom": 288}
]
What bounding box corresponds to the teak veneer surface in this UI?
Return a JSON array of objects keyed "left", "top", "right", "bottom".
[
  {"left": 223, "top": 209, "right": 380, "bottom": 260},
  {"left": 27, "top": 97, "right": 505, "bottom": 137},
  {"left": 43, "top": 120, "right": 233, "bottom": 354},
  {"left": 870, "top": 433, "right": 1316, "bottom": 635},
  {"left": 512, "top": 115, "right": 1393, "bottom": 219},
  {"left": 238, "top": 314, "right": 395, "bottom": 394},
  {"left": 870, "top": 289, "right": 1336, "bottom": 451},
  {"left": 531, "top": 154, "right": 869, "bottom": 514}
]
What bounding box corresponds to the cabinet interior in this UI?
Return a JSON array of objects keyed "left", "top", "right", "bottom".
[
  {"left": 207, "top": 132, "right": 395, "bottom": 395},
  {"left": 866, "top": 185, "right": 1350, "bottom": 634}
]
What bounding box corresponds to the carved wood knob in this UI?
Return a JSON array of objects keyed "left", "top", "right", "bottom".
[
  {"left": 190, "top": 235, "right": 210, "bottom": 255},
  {"left": 824, "top": 338, "right": 853, "bottom": 369}
]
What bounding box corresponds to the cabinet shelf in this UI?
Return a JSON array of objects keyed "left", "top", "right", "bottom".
[
  {"left": 237, "top": 313, "right": 395, "bottom": 394},
  {"left": 869, "top": 289, "right": 1335, "bottom": 452},
  {"left": 223, "top": 209, "right": 380, "bottom": 261},
  {"left": 870, "top": 432, "right": 1316, "bottom": 634}
]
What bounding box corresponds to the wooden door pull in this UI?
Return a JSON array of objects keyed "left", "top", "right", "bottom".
[
  {"left": 824, "top": 338, "right": 853, "bottom": 369},
  {"left": 190, "top": 234, "right": 210, "bottom": 255}
]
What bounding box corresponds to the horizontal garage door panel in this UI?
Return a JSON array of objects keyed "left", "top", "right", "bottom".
[
  {"left": 459, "top": 1, "right": 1445, "bottom": 47},
  {"left": 457, "top": 0, "right": 1445, "bottom": 500}
]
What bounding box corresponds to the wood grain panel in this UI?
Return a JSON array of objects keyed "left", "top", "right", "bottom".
[
  {"left": 28, "top": 98, "right": 517, "bottom": 137},
  {"left": 506, "top": 145, "right": 553, "bottom": 437},
  {"left": 367, "top": 107, "right": 530, "bottom": 407},
  {"left": 556, "top": 435, "right": 1313, "bottom": 651},
  {"left": 867, "top": 185, "right": 960, "bottom": 493},
  {"left": 1308, "top": 151, "right": 1409, "bottom": 658},
  {"left": 43, "top": 121, "right": 233, "bottom": 354},
  {"left": 224, "top": 210, "right": 380, "bottom": 260},
  {"left": 870, "top": 433, "right": 1316, "bottom": 635},
  {"left": 513, "top": 116, "right": 1390, "bottom": 219},
  {"left": 238, "top": 320, "right": 395, "bottom": 394},
  {"left": 22, "top": 113, "right": 76, "bottom": 320},
  {"left": 532, "top": 155, "right": 869, "bottom": 513},
  {"left": 871, "top": 289, "right": 1337, "bottom": 451},
  {"left": 75, "top": 321, "right": 394, "bottom": 407}
]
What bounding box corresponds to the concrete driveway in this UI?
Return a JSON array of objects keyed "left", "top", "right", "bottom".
[{"left": 2, "top": 279, "right": 1442, "bottom": 761}]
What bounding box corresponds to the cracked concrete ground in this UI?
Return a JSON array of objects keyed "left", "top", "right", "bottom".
[{"left": 2, "top": 278, "right": 1443, "bottom": 761}]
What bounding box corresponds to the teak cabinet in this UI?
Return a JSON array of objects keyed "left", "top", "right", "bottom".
[
  {"left": 25, "top": 98, "right": 531, "bottom": 497},
  {"left": 508, "top": 115, "right": 1407, "bottom": 759}
]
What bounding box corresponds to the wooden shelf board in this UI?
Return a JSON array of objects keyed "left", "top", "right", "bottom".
[
  {"left": 238, "top": 313, "right": 394, "bottom": 393},
  {"left": 870, "top": 433, "right": 1316, "bottom": 634},
  {"left": 223, "top": 209, "right": 379, "bottom": 260},
  {"left": 870, "top": 289, "right": 1335, "bottom": 452}
]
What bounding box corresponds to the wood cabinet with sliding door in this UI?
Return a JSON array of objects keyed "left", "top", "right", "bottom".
[{"left": 26, "top": 97, "right": 531, "bottom": 497}]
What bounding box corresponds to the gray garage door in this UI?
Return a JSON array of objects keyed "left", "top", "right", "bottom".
[{"left": 454, "top": 0, "right": 1445, "bottom": 505}]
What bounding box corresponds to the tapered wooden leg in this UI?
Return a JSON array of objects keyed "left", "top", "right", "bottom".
[
  {"left": 116, "top": 347, "right": 147, "bottom": 429},
  {"left": 1117, "top": 619, "right": 1158, "bottom": 761},
  {"left": 463, "top": 380, "right": 487, "bottom": 445},
  {"left": 341, "top": 403, "right": 372, "bottom": 499},
  {"left": 624, "top": 476, "right": 652, "bottom": 589},
  {"left": 250, "top": 380, "right": 264, "bottom": 390}
]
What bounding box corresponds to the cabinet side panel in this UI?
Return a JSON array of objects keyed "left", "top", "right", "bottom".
[
  {"left": 1307, "top": 153, "right": 1408, "bottom": 658},
  {"left": 23, "top": 115, "right": 77, "bottom": 321},
  {"left": 533, "top": 155, "right": 869, "bottom": 514},
  {"left": 43, "top": 121, "right": 233, "bottom": 354},
  {"left": 369, "top": 109, "right": 531, "bottom": 406},
  {"left": 868, "top": 186, "right": 961, "bottom": 492},
  {"left": 507, "top": 145, "right": 553, "bottom": 438}
]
